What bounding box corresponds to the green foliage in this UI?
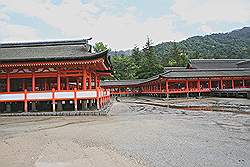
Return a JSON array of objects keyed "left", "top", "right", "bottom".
[
  {"left": 93, "top": 42, "right": 111, "bottom": 52},
  {"left": 112, "top": 55, "right": 139, "bottom": 80}
]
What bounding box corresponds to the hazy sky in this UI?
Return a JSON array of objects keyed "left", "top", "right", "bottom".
[{"left": 0, "top": 0, "right": 250, "bottom": 50}]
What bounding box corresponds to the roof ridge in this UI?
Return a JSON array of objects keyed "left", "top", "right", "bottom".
[{"left": 0, "top": 38, "right": 91, "bottom": 48}]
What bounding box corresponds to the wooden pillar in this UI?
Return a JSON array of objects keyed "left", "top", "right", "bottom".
[
  {"left": 243, "top": 79, "right": 245, "bottom": 88},
  {"left": 66, "top": 77, "right": 69, "bottom": 90},
  {"left": 24, "top": 89, "right": 28, "bottom": 112},
  {"left": 7, "top": 73, "right": 10, "bottom": 92},
  {"left": 88, "top": 73, "right": 92, "bottom": 90},
  {"left": 232, "top": 79, "right": 235, "bottom": 89},
  {"left": 82, "top": 68, "right": 87, "bottom": 91},
  {"left": 57, "top": 72, "right": 61, "bottom": 91},
  {"left": 209, "top": 79, "right": 212, "bottom": 90},
  {"left": 166, "top": 80, "right": 169, "bottom": 97},
  {"left": 220, "top": 79, "right": 223, "bottom": 89},
  {"left": 44, "top": 78, "right": 47, "bottom": 91},
  {"left": 197, "top": 79, "right": 201, "bottom": 92},
  {"left": 52, "top": 88, "right": 56, "bottom": 112},
  {"left": 186, "top": 80, "right": 189, "bottom": 91},
  {"left": 32, "top": 71, "right": 35, "bottom": 92},
  {"left": 74, "top": 88, "right": 77, "bottom": 111}
]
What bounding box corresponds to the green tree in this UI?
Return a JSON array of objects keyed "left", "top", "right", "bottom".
[
  {"left": 137, "top": 37, "right": 163, "bottom": 78},
  {"left": 112, "top": 55, "right": 139, "bottom": 80},
  {"left": 93, "top": 42, "right": 110, "bottom": 52}
]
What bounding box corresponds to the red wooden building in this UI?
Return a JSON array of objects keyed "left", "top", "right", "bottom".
[
  {"left": 101, "top": 59, "right": 250, "bottom": 98},
  {"left": 0, "top": 39, "right": 112, "bottom": 113}
]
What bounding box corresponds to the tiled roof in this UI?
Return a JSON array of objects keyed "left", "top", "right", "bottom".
[
  {"left": 188, "top": 59, "right": 250, "bottom": 69},
  {"left": 101, "top": 79, "right": 146, "bottom": 87},
  {"left": 102, "top": 68, "right": 250, "bottom": 87}
]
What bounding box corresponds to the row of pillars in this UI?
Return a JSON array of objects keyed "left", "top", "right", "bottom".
[{"left": 4, "top": 69, "right": 100, "bottom": 92}]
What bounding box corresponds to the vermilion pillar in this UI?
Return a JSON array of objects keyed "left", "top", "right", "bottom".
[
  {"left": 82, "top": 68, "right": 87, "bottom": 91},
  {"left": 6, "top": 74, "right": 10, "bottom": 92},
  {"left": 88, "top": 73, "right": 92, "bottom": 90},
  {"left": 166, "top": 80, "right": 169, "bottom": 94},
  {"left": 209, "top": 79, "right": 212, "bottom": 90},
  {"left": 186, "top": 80, "right": 189, "bottom": 91},
  {"left": 197, "top": 79, "right": 201, "bottom": 92},
  {"left": 32, "top": 72, "right": 35, "bottom": 92},
  {"left": 57, "top": 72, "right": 61, "bottom": 91},
  {"left": 232, "top": 79, "right": 235, "bottom": 89},
  {"left": 220, "top": 79, "right": 223, "bottom": 89},
  {"left": 66, "top": 77, "right": 69, "bottom": 90}
]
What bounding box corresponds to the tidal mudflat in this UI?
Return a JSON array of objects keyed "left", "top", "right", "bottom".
[{"left": 0, "top": 97, "right": 249, "bottom": 167}]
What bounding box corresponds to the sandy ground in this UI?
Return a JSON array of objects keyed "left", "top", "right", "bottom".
[{"left": 0, "top": 97, "right": 249, "bottom": 167}]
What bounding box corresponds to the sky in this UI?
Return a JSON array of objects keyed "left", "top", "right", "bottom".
[{"left": 0, "top": 0, "right": 250, "bottom": 50}]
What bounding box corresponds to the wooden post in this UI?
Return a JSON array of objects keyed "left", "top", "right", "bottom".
[
  {"left": 186, "top": 80, "right": 189, "bottom": 91},
  {"left": 74, "top": 88, "right": 77, "bottom": 111},
  {"left": 66, "top": 77, "right": 69, "bottom": 90},
  {"left": 24, "top": 89, "right": 28, "bottom": 112},
  {"left": 209, "top": 79, "right": 212, "bottom": 90},
  {"left": 32, "top": 71, "right": 36, "bottom": 92},
  {"left": 88, "top": 73, "right": 92, "bottom": 90},
  {"left": 52, "top": 88, "right": 56, "bottom": 112},
  {"left": 166, "top": 80, "right": 169, "bottom": 97},
  {"left": 232, "top": 79, "right": 235, "bottom": 89},
  {"left": 82, "top": 68, "right": 87, "bottom": 91},
  {"left": 243, "top": 79, "right": 245, "bottom": 88},
  {"left": 7, "top": 73, "right": 10, "bottom": 92},
  {"left": 197, "top": 79, "right": 201, "bottom": 92},
  {"left": 220, "top": 79, "right": 223, "bottom": 89},
  {"left": 57, "top": 72, "right": 61, "bottom": 91},
  {"left": 44, "top": 78, "right": 47, "bottom": 91}
]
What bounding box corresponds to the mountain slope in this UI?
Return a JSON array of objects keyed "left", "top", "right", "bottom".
[{"left": 155, "top": 27, "right": 250, "bottom": 59}]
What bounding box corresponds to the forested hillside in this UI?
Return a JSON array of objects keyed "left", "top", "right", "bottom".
[
  {"left": 155, "top": 27, "right": 250, "bottom": 60},
  {"left": 103, "top": 27, "right": 250, "bottom": 80}
]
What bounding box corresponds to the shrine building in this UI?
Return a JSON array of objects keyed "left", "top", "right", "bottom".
[{"left": 0, "top": 39, "right": 112, "bottom": 113}]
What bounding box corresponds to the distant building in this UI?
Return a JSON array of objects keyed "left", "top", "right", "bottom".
[{"left": 102, "top": 59, "right": 250, "bottom": 98}]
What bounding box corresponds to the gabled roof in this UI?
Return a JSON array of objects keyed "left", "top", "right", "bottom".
[
  {"left": 0, "top": 39, "right": 112, "bottom": 69},
  {"left": 188, "top": 59, "right": 250, "bottom": 69}
]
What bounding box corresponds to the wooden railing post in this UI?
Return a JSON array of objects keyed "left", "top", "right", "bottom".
[{"left": 24, "top": 89, "right": 28, "bottom": 112}]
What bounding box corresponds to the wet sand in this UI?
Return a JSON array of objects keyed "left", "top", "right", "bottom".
[{"left": 0, "top": 97, "right": 249, "bottom": 167}]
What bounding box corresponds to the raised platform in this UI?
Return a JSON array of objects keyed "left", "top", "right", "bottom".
[{"left": 0, "top": 111, "right": 107, "bottom": 117}]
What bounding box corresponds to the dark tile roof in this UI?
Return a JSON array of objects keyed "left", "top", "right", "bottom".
[
  {"left": 161, "top": 68, "right": 250, "bottom": 78},
  {"left": 0, "top": 39, "right": 94, "bottom": 62},
  {"left": 188, "top": 59, "right": 250, "bottom": 69},
  {"left": 101, "top": 79, "right": 146, "bottom": 87},
  {"left": 101, "top": 69, "right": 250, "bottom": 87},
  {"left": 236, "top": 60, "right": 250, "bottom": 68}
]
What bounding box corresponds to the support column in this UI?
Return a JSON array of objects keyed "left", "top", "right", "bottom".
[
  {"left": 88, "top": 73, "right": 92, "bottom": 90},
  {"left": 66, "top": 77, "right": 69, "bottom": 90},
  {"left": 166, "top": 80, "right": 169, "bottom": 98},
  {"left": 209, "top": 79, "right": 212, "bottom": 90},
  {"left": 74, "top": 88, "right": 77, "bottom": 111},
  {"left": 44, "top": 79, "right": 47, "bottom": 91},
  {"left": 242, "top": 79, "right": 245, "bottom": 88},
  {"left": 32, "top": 71, "right": 35, "bottom": 92},
  {"left": 57, "top": 72, "right": 61, "bottom": 91},
  {"left": 6, "top": 73, "right": 10, "bottom": 92},
  {"left": 197, "top": 79, "right": 201, "bottom": 97},
  {"left": 82, "top": 68, "right": 87, "bottom": 91},
  {"left": 232, "top": 79, "right": 235, "bottom": 89},
  {"left": 220, "top": 79, "right": 224, "bottom": 89},
  {"left": 24, "top": 89, "right": 28, "bottom": 112},
  {"left": 186, "top": 80, "right": 189, "bottom": 98},
  {"left": 52, "top": 88, "right": 56, "bottom": 112}
]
